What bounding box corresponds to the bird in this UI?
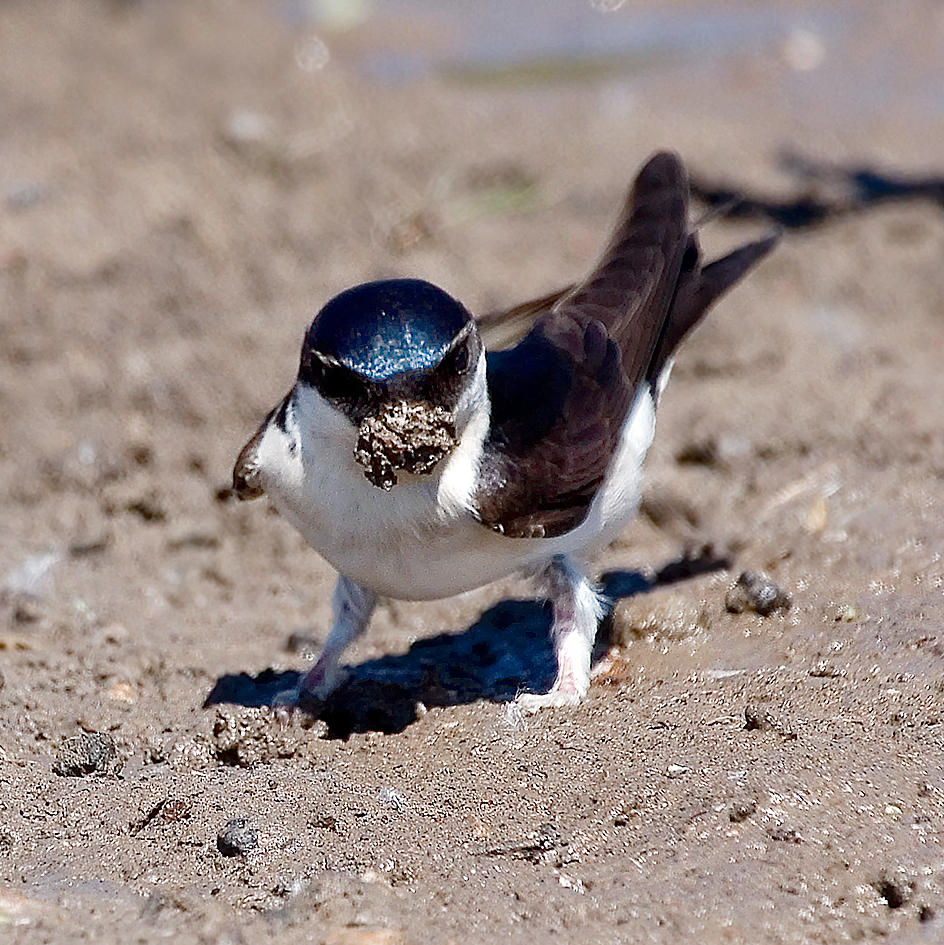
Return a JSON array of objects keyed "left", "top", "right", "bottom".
[{"left": 232, "top": 151, "right": 777, "bottom": 712}]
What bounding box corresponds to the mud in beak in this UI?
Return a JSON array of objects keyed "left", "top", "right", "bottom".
[{"left": 354, "top": 400, "right": 458, "bottom": 490}]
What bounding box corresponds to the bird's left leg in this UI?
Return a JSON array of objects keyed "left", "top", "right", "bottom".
[{"left": 516, "top": 555, "right": 605, "bottom": 712}]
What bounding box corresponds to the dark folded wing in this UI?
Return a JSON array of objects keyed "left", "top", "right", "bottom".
[
  {"left": 472, "top": 152, "right": 779, "bottom": 540},
  {"left": 475, "top": 311, "right": 633, "bottom": 537},
  {"left": 473, "top": 152, "right": 690, "bottom": 538}
]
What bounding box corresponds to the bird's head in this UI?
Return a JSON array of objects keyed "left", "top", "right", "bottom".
[{"left": 296, "top": 278, "right": 485, "bottom": 490}]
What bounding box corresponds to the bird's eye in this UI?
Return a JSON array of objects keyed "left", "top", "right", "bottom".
[
  {"left": 442, "top": 338, "right": 472, "bottom": 376},
  {"left": 312, "top": 358, "right": 364, "bottom": 404}
]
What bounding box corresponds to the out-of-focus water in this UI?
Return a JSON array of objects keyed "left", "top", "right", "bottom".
[
  {"left": 350, "top": 0, "right": 852, "bottom": 84},
  {"left": 282, "top": 0, "right": 944, "bottom": 128}
]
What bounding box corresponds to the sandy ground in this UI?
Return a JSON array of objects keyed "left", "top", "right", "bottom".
[{"left": 1, "top": 1, "right": 943, "bottom": 942}]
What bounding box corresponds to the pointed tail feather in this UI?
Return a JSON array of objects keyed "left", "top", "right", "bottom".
[{"left": 648, "top": 228, "right": 780, "bottom": 381}]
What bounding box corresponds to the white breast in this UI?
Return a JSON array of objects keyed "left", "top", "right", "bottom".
[{"left": 254, "top": 370, "right": 658, "bottom": 602}]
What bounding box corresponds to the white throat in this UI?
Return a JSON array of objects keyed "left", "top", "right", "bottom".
[{"left": 252, "top": 352, "right": 503, "bottom": 599}]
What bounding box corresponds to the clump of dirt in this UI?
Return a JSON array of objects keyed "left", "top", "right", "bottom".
[
  {"left": 52, "top": 733, "right": 121, "bottom": 778},
  {"left": 355, "top": 401, "right": 458, "bottom": 489}
]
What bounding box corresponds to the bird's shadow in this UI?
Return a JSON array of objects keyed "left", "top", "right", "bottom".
[
  {"left": 690, "top": 149, "right": 944, "bottom": 230},
  {"left": 205, "top": 548, "right": 729, "bottom": 738}
]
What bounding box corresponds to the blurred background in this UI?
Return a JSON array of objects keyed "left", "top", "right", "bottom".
[
  {"left": 3, "top": 0, "right": 941, "bottom": 499},
  {"left": 3, "top": 0, "right": 942, "bottom": 586}
]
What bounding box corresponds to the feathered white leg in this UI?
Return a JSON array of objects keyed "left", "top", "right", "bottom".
[
  {"left": 516, "top": 555, "right": 604, "bottom": 713},
  {"left": 276, "top": 576, "right": 377, "bottom": 707}
]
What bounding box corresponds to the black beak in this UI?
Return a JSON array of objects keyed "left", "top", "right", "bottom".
[{"left": 232, "top": 426, "right": 266, "bottom": 500}]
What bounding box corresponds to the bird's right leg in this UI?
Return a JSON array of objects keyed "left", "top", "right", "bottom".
[{"left": 275, "top": 575, "right": 377, "bottom": 707}]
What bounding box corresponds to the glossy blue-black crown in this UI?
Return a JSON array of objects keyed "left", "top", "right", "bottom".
[{"left": 302, "top": 279, "right": 473, "bottom": 381}]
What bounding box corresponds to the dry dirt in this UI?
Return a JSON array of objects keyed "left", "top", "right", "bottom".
[{"left": 1, "top": 1, "right": 943, "bottom": 942}]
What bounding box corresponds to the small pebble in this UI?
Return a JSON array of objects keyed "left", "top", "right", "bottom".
[
  {"left": 310, "top": 811, "right": 339, "bottom": 831},
  {"left": 53, "top": 733, "right": 120, "bottom": 777},
  {"left": 285, "top": 630, "right": 319, "bottom": 656},
  {"left": 166, "top": 528, "right": 219, "bottom": 551},
  {"left": 12, "top": 594, "right": 42, "bottom": 625},
  {"left": 809, "top": 659, "right": 844, "bottom": 678},
  {"left": 768, "top": 825, "right": 802, "bottom": 843},
  {"left": 674, "top": 433, "right": 750, "bottom": 469},
  {"left": 725, "top": 571, "right": 792, "bottom": 616},
  {"left": 217, "top": 818, "right": 258, "bottom": 856},
  {"left": 744, "top": 705, "right": 776, "bottom": 731},
  {"left": 729, "top": 799, "right": 757, "bottom": 823},
  {"left": 106, "top": 681, "right": 135, "bottom": 704},
  {"left": 273, "top": 877, "right": 307, "bottom": 899},
  {"left": 666, "top": 763, "right": 690, "bottom": 779},
  {"left": 221, "top": 109, "right": 277, "bottom": 157},
  {"left": 536, "top": 822, "right": 564, "bottom": 850},
  {"left": 378, "top": 786, "right": 407, "bottom": 810},
  {"left": 874, "top": 874, "right": 915, "bottom": 909},
  {"left": 125, "top": 495, "right": 167, "bottom": 523}
]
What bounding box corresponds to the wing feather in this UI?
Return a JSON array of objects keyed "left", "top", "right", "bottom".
[{"left": 473, "top": 153, "right": 778, "bottom": 538}]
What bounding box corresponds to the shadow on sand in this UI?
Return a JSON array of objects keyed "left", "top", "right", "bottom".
[
  {"left": 205, "top": 548, "right": 729, "bottom": 738},
  {"left": 690, "top": 150, "right": 944, "bottom": 230}
]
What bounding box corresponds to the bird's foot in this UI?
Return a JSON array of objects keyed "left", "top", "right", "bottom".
[
  {"left": 271, "top": 662, "right": 346, "bottom": 717},
  {"left": 515, "top": 556, "right": 598, "bottom": 714},
  {"left": 515, "top": 688, "right": 584, "bottom": 714}
]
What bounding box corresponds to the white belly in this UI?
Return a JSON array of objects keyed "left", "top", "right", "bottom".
[
  {"left": 256, "top": 386, "right": 657, "bottom": 601},
  {"left": 264, "top": 456, "right": 537, "bottom": 599}
]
